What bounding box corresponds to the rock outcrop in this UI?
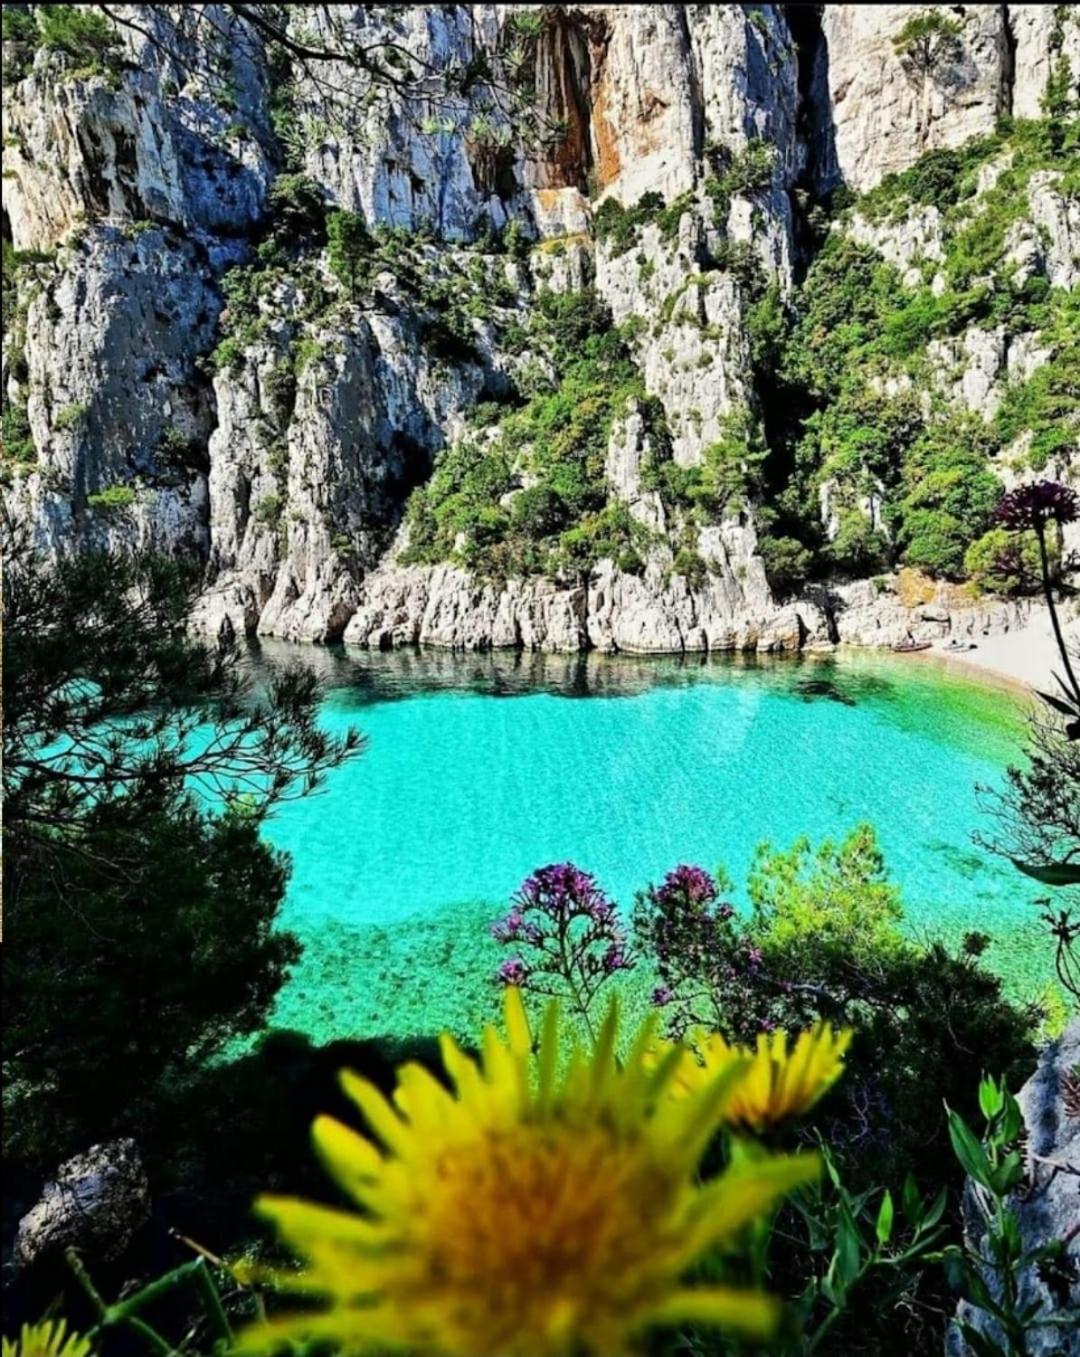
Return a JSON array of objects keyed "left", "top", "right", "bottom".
[
  {"left": 948, "top": 1020, "right": 1080, "bottom": 1357},
  {"left": 3, "top": 5, "right": 1077, "bottom": 653},
  {"left": 14, "top": 1139, "right": 150, "bottom": 1269}
]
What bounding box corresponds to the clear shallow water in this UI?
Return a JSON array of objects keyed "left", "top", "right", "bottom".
[{"left": 255, "top": 646, "right": 1042, "bottom": 1042}]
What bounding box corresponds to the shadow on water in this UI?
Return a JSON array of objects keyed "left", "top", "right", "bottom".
[{"left": 247, "top": 639, "right": 905, "bottom": 708}]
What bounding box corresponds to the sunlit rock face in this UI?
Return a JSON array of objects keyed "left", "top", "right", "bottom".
[{"left": 3, "top": 5, "right": 1076, "bottom": 651}]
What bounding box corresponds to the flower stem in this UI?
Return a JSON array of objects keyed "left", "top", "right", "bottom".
[{"left": 1037, "top": 525, "right": 1080, "bottom": 701}]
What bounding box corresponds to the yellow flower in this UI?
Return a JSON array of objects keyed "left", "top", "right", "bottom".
[
  {"left": 668, "top": 1023, "right": 853, "bottom": 1133},
  {"left": 2, "top": 1322, "right": 93, "bottom": 1357},
  {"left": 242, "top": 990, "right": 819, "bottom": 1357}
]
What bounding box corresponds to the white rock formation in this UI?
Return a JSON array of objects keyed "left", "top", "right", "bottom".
[
  {"left": 2, "top": 5, "right": 1074, "bottom": 654},
  {"left": 820, "top": 5, "right": 1009, "bottom": 191}
]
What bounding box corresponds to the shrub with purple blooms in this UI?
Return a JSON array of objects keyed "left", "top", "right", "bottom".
[
  {"left": 491, "top": 862, "right": 634, "bottom": 1031},
  {"left": 632, "top": 863, "right": 775, "bottom": 1039}
]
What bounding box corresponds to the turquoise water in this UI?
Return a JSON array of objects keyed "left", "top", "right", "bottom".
[{"left": 256, "top": 646, "right": 1042, "bottom": 1042}]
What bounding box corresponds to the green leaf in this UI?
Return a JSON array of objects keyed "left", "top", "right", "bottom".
[
  {"left": 901, "top": 1172, "right": 921, "bottom": 1226},
  {"left": 989, "top": 1149, "right": 1025, "bottom": 1198},
  {"left": 834, "top": 1200, "right": 863, "bottom": 1290},
  {"left": 922, "top": 1188, "right": 948, "bottom": 1231},
  {"left": 978, "top": 1076, "right": 1003, "bottom": 1122},
  {"left": 959, "top": 1323, "right": 1010, "bottom": 1357},
  {"left": 875, "top": 1189, "right": 895, "bottom": 1246},
  {"left": 948, "top": 1108, "right": 993, "bottom": 1190}
]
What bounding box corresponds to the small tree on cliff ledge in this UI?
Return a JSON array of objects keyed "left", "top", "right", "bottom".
[
  {"left": 2, "top": 538, "right": 363, "bottom": 1161},
  {"left": 893, "top": 11, "right": 965, "bottom": 139}
]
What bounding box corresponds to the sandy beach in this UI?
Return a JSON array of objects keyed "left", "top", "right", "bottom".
[{"left": 913, "top": 607, "right": 1080, "bottom": 695}]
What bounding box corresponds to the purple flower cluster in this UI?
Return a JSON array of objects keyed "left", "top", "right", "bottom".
[
  {"left": 497, "top": 957, "right": 528, "bottom": 986},
  {"left": 490, "top": 907, "right": 542, "bottom": 946},
  {"left": 516, "top": 862, "right": 616, "bottom": 923},
  {"left": 489, "top": 862, "right": 635, "bottom": 1023},
  {"left": 995, "top": 480, "right": 1079, "bottom": 532},
  {"left": 654, "top": 864, "right": 718, "bottom": 909}
]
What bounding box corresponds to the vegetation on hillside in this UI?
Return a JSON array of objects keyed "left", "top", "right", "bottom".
[
  {"left": 751, "top": 116, "right": 1079, "bottom": 591},
  {"left": 392, "top": 115, "right": 1077, "bottom": 598}
]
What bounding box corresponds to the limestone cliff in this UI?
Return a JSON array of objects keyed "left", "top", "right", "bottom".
[{"left": 2, "top": 5, "right": 1077, "bottom": 651}]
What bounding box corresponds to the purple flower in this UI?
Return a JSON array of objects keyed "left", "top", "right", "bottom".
[
  {"left": 601, "top": 942, "right": 632, "bottom": 974},
  {"left": 491, "top": 908, "right": 524, "bottom": 943},
  {"left": 655, "top": 864, "right": 717, "bottom": 910},
  {"left": 497, "top": 957, "right": 528, "bottom": 986},
  {"left": 996, "top": 481, "right": 1079, "bottom": 532},
  {"left": 651, "top": 985, "right": 674, "bottom": 1006},
  {"left": 514, "top": 862, "right": 615, "bottom": 922}
]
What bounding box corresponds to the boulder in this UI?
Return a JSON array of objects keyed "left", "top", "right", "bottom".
[
  {"left": 947, "top": 1020, "right": 1080, "bottom": 1357},
  {"left": 15, "top": 1139, "right": 150, "bottom": 1268}
]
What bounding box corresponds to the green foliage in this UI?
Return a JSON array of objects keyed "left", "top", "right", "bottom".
[
  {"left": 403, "top": 290, "right": 660, "bottom": 578},
  {"left": 788, "top": 1148, "right": 948, "bottom": 1355},
  {"left": 253, "top": 491, "right": 284, "bottom": 527},
  {"left": 995, "top": 291, "right": 1080, "bottom": 466},
  {"left": 891, "top": 12, "right": 963, "bottom": 73},
  {"left": 86, "top": 484, "right": 136, "bottom": 509},
  {"left": 326, "top": 208, "right": 373, "bottom": 300},
  {"left": 1, "top": 400, "right": 36, "bottom": 468},
  {"left": 941, "top": 1078, "right": 1076, "bottom": 1356},
  {"left": 2, "top": 547, "right": 362, "bottom": 1160},
  {"left": 54, "top": 400, "right": 89, "bottom": 431},
  {"left": 759, "top": 114, "right": 1077, "bottom": 583},
  {"left": 758, "top": 535, "right": 813, "bottom": 595},
  {"left": 636, "top": 827, "right": 1037, "bottom": 1206},
  {"left": 892, "top": 420, "right": 1002, "bottom": 578},
  {"left": 963, "top": 526, "right": 1043, "bottom": 595},
  {"left": 749, "top": 823, "right": 906, "bottom": 970},
  {"left": 265, "top": 173, "right": 328, "bottom": 248},
  {"left": 591, "top": 190, "right": 667, "bottom": 255},
  {"left": 826, "top": 510, "right": 890, "bottom": 576},
  {"left": 859, "top": 140, "right": 1000, "bottom": 221},
  {"left": 36, "top": 4, "right": 124, "bottom": 81},
  {"left": 1, "top": 5, "right": 38, "bottom": 82}
]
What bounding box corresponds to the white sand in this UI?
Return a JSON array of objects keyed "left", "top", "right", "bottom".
[{"left": 919, "top": 609, "right": 1080, "bottom": 694}]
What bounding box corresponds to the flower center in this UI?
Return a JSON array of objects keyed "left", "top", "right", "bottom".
[{"left": 414, "top": 1122, "right": 675, "bottom": 1336}]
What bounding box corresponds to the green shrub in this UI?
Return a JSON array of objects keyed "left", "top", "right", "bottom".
[
  {"left": 54, "top": 401, "right": 88, "bottom": 432},
  {"left": 509, "top": 484, "right": 570, "bottom": 539},
  {"left": 326, "top": 208, "right": 373, "bottom": 300},
  {"left": 37, "top": 4, "right": 124, "bottom": 80},
  {"left": 1, "top": 402, "right": 36, "bottom": 466},
  {"left": 758, "top": 534, "right": 813, "bottom": 595},
  {"left": 87, "top": 484, "right": 136, "bottom": 509},
  {"left": 253, "top": 492, "right": 284, "bottom": 527},
  {"left": 265, "top": 173, "right": 328, "bottom": 249},
  {"left": 826, "top": 510, "right": 891, "bottom": 575},
  {"left": 963, "top": 525, "right": 1044, "bottom": 594},
  {"left": 893, "top": 422, "right": 1002, "bottom": 577},
  {"left": 591, "top": 191, "right": 666, "bottom": 255},
  {"left": 1, "top": 6, "right": 38, "bottom": 81},
  {"left": 749, "top": 824, "right": 905, "bottom": 970}
]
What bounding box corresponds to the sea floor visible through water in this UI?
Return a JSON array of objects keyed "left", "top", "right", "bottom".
[{"left": 250, "top": 644, "right": 1045, "bottom": 1045}]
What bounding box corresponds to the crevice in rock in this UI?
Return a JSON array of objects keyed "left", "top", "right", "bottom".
[
  {"left": 674, "top": 5, "right": 705, "bottom": 166},
  {"left": 786, "top": 3, "right": 838, "bottom": 201},
  {"left": 1001, "top": 2, "right": 1018, "bottom": 118},
  {"left": 528, "top": 11, "right": 596, "bottom": 192}
]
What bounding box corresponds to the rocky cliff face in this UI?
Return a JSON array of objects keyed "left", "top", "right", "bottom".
[{"left": 3, "top": 5, "right": 1077, "bottom": 652}]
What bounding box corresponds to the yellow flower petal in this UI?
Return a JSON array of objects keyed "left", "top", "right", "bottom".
[{"left": 243, "top": 998, "right": 817, "bottom": 1357}]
